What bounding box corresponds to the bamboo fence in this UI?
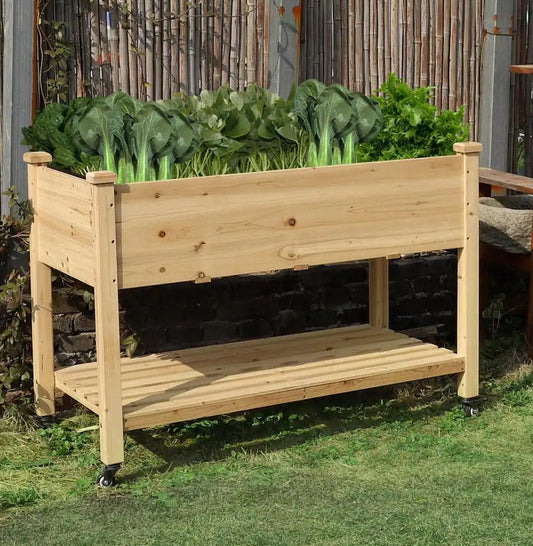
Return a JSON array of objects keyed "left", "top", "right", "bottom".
[
  {"left": 300, "top": 0, "right": 485, "bottom": 139},
  {"left": 38, "top": 0, "right": 487, "bottom": 137},
  {"left": 38, "top": 0, "right": 270, "bottom": 103},
  {"left": 509, "top": 0, "right": 533, "bottom": 177}
]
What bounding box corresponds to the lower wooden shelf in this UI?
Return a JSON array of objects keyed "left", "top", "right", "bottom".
[{"left": 55, "top": 324, "right": 464, "bottom": 431}]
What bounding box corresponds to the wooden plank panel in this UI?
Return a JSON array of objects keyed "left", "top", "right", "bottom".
[
  {"left": 116, "top": 155, "right": 464, "bottom": 288},
  {"left": 54, "top": 325, "right": 464, "bottom": 432},
  {"left": 117, "top": 345, "right": 446, "bottom": 404},
  {"left": 123, "top": 359, "right": 464, "bottom": 431},
  {"left": 56, "top": 325, "right": 401, "bottom": 382},
  {"left": 77, "top": 336, "right": 429, "bottom": 399},
  {"left": 35, "top": 167, "right": 95, "bottom": 285}
]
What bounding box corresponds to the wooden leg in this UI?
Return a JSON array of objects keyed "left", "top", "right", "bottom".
[
  {"left": 30, "top": 259, "right": 55, "bottom": 416},
  {"left": 90, "top": 174, "right": 124, "bottom": 466},
  {"left": 369, "top": 257, "right": 389, "bottom": 329}
]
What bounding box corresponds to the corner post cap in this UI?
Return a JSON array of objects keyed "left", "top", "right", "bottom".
[
  {"left": 86, "top": 171, "right": 118, "bottom": 185},
  {"left": 23, "top": 151, "right": 52, "bottom": 164},
  {"left": 453, "top": 142, "right": 483, "bottom": 154}
]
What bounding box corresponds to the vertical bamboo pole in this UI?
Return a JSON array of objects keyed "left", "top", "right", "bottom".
[
  {"left": 128, "top": 0, "right": 139, "bottom": 98},
  {"left": 99, "top": 0, "right": 112, "bottom": 94},
  {"left": 153, "top": 0, "right": 162, "bottom": 100},
  {"left": 383, "top": 0, "right": 391, "bottom": 80},
  {"left": 398, "top": 0, "right": 407, "bottom": 80},
  {"left": 442, "top": 0, "right": 451, "bottom": 110},
  {"left": 86, "top": 170, "right": 124, "bottom": 467},
  {"left": 456, "top": 0, "right": 463, "bottom": 108},
  {"left": 119, "top": 0, "right": 130, "bottom": 93},
  {"left": 263, "top": 0, "right": 270, "bottom": 86},
  {"left": 435, "top": 0, "right": 443, "bottom": 110},
  {"left": 162, "top": 0, "right": 171, "bottom": 97},
  {"left": 348, "top": 0, "right": 355, "bottom": 89},
  {"left": 419, "top": 0, "right": 428, "bottom": 86},
  {"left": 146, "top": 0, "right": 155, "bottom": 99},
  {"left": 256, "top": 0, "right": 264, "bottom": 86},
  {"left": 188, "top": 2, "right": 197, "bottom": 93},
  {"left": 221, "top": 0, "right": 231, "bottom": 86},
  {"left": 25, "top": 152, "right": 55, "bottom": 417},
  {"left": 108, "top": 0, "right": 120, "bottom": 91},
  {"left": 324, "top": 1, "right": 331, "bottom": 83},
  {"left": 405, "top": 0, "right": 414, "bottom": 86},
  {"left": 428, "top": 0, "right": 435, "bottom": 90},
  {"left": 137, "top": 0, "right": 146, "bottom": 98},
  {"left": 333, "top": 1, "right": 341, "bottom": 84},
  {"left": 200, "top": 0, "right": 209, "bottom": 91},
  {"left": 179, "top": 0, "right": 187, "bottom": 92},
  {"left": 213, "top": 0, "right": 222, "bottom": 88},
  {"left": 376, "top": 0, "right": 384, "bottom": 87},
  {"left": 369, "top": 0, "right": 378, "bottom": 91},
  {"left": 246, "top": 0, "right": 255, "bottom": 85},
  {"left": 390, "top": 0, "right": 398, "bottom": 76},
  {"left": 363, "top": 0, "right": 370, "bottom": 94},
  {"left": 341, "top": 0, "right": 349, "bottom": 87},
  {"left": 413, "top": 0, "right": 421, "bottom": 87},
  {"left": 229, "top": 0, "right": 239, "bottom": 88},
  {"left": 239, "top": 0, "right": 247, "bottom": 89},
  {"left": 90, "top": 0, "right": 102, "bottom": 95},
  {"left": 454, "top": 142, "right": 481, "bottom": 400}
]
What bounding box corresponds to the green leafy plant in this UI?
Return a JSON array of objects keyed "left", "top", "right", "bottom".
[
  {"left": 37, "top": 423, "right": 91, "bottom": 456},
  {"left": 0, "top": 189, "right": 33, "bottom": 407},
  {"left": 23, "top": 81, "right": 382, "bottom": 182},
  {"left": 293, "top": 80, "right": 382, "bottom": 166},
  {"left": 357, "top": 73, "right": 469, "bottom": 162}
]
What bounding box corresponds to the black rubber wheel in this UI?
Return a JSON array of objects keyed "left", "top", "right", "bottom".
[
  {"left": 464, "top": 404, "right": 480, "bottom": 417},
  {"left": 97, "top": 473, "right": 116, "bottom": 487}
]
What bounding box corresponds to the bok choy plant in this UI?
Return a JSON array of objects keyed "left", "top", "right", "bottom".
[{"left": 23, "top": 80, "right": 383, "bottom": 182}]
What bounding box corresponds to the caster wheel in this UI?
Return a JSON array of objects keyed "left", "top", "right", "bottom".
[
  {"left": 464, "top": 405, "right": 480, "bottom": 417},
  {"left": 462, "top": 397, "right": 483, "bottom": 417},
  {"left": 97, "top": 473, "right": 116, "bottom": 487},
  {"left": 97, "top": 463, "right": 121, "bottom": 487}
]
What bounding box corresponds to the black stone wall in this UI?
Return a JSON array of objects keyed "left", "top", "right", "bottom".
[{"left": 51, "top": 253, "right": 458, "bottom": 363}]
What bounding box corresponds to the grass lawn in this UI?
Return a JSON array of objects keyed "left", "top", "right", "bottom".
[{"left": 1, "top": 337, "right": 533, "bottom": 545}]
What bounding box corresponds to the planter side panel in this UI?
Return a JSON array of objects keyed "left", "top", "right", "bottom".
[
  {"left": 115, "top": 156, "right": 464, "bottom": 289},
  {"left": 36, "top": 167, "right": 95, "bottom": 286}
]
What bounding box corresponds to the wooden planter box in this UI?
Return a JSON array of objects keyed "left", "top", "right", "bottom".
[{"left": 25, "top": 142, "right": 481, "bottom": 478}]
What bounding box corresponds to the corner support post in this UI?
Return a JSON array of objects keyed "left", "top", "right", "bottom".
[
  {"left": 87, "top": 170, "right": 124, "bottom": 465},
  {"left": 454, "top": 142, "right": 482, "bottom": 399}
]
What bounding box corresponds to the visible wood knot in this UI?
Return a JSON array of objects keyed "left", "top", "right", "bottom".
[
  {"left": 287, "top": 217, "right": 297, "bottom": 226},
  {"left": 194, "top": 241, "right": 206, "bottom": 252},
  {"left": 159, "top": 230, "right": 166, "bottom": 238},
  {"left": 155, "top": 192, "right": 161, "bottom": 198},
  {"left": 159, "top": 267, "right": 166, "bottom": 273}
]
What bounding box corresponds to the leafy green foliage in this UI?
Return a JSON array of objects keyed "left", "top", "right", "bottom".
[
  {"left": 37, "top": 423, "right": 91, "bottom": 456},
  {"left": 293, "top": 80, "right": 382, "bottom": 166},
  {"left": 357, "top": 73, "right": 469, "bottom": 162},
  {"left": 23, "top": 81, "right": 382, "bottom": 182},
  {"left": 0, "top": 189, "right": 33, "bottom": 406}
]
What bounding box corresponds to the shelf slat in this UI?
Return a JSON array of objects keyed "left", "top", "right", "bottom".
[{"left": 55, "top": 325, "right": 464, "bottom": 431}]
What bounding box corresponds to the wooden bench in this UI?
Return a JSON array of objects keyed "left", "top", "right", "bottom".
[{"left": 25, "top": 143, "right": 481, "bottom": 485}]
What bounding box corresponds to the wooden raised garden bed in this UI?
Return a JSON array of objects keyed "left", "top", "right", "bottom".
[{"left": 25, "top": 142, "right": 481, "bottom": 484}]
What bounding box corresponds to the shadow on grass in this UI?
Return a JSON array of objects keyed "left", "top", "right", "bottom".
[{"left": 122, "top": 379, "right": 464, "bottom": 483}]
